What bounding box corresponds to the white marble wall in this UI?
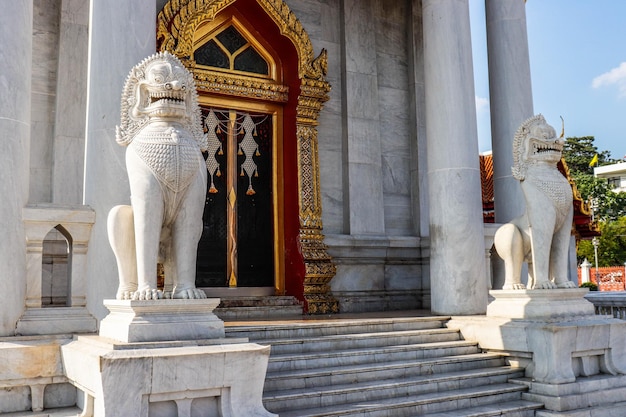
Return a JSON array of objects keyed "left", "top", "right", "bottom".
[
  {"left": 0, "top": 1, "right": 32, "bottom": 335},
  {"left": 408, "top": 0, "right": 430, "bottom": 239},
  {"left": 341, "top": 0, "right": 386, "bottom": 235},
  {"left": 291, "top": 0, "right": 423, "bottom": 239},
  {"left": 30, "top": 0, "right": 61, "bottom": 204},
  {"left": 375, "top": 1, "right": 414, "bottom": 236},
  {"left": 53, "top": 0, "right": 89, "bottom": 204},
  {"left": 288, "top": 0, "right": 426, "bottom": 311},
  {"left": 83, "top": 1, "right": 157, "bottom": 320}
]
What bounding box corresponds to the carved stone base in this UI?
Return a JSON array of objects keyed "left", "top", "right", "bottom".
[
  {"left": 518, "top": 373, "right": 626, "bottom": 414},
  {"left": 16, "top": 307, "right": 97, "bottom": 335},
  {"left": 447, "top": 289, "right": 626, "bottom": 384},
  {"left": 99, "top": 299, "right": 224, "bottom": 343},
  {"left": 304, "top": 293, "right": 339, "bottom": 315},
  {"left": 62, "top": 336, "right": 276, "bottom": 417}
]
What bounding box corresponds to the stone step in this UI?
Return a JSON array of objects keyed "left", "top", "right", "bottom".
[
  {"left": 215, "top": 296, "right": 303, "bottom": 320},
  {"left": 218, "top": 296, "right": 302, "bottom": 308},
  {"left": 263, "top": 352, "right": 506, "bottom": 392},
  {"left": 214, "top": 295, "right": 302, "bottom": 321},
  {"left": 423, "top": 400, "right": 543, "bottom": 417},
  {"left": 216, "top": 305, "right": 304, "bottom": 321},
  {"left": 226, "top": 316, "right": 449, "bottom": 340},
  {"left": 0, "top": 407, "right": 82, "bottom": 416},
  {"left": 267, "top": 339, "right": 480, "bottom": 373},
  {"left": 225, "top": 314, "right": 543, "bottom": 416},
  {"left": 259, "top": 328, "right": 463, "bottom": 355},
  {"left": 273, "top": 383, "right": 530, "bottom": 417},
  {"left": 264, "top": 366, "right": 525, "bottom": 413},
  {"left": 535, "top": 401, "right": 626, "bottom": 417}
]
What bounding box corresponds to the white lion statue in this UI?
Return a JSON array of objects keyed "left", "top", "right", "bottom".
[
  {"left": 108, "top": 51, "right": 208, "bottom": 300},
  {"left": 494, "top": 114, "right": 577, "bottom": 290}
]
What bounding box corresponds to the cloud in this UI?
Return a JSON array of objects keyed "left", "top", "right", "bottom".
[
  {"left": 475, "top": 96, "right": 490, "bottom": 114},
  {"left": 592, "top": 62, "right": 626, "bottom": 97}
]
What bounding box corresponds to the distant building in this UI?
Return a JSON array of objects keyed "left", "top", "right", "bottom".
[{"left": 594, "top": 161, "right": 626, "bottom": 193}]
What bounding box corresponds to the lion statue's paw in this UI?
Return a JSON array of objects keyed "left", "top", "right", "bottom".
[
  {"left": 172, "top": 288, "right": 207, "bottom": 299},
  {"left": 116, "top": 290, "right": 134, "bottom": 300},
  {"left": 556, "top": 280, "right": 577, "bottom": 289},
  {"left": 535, "top": 280, "right": 558, "bottom": 290},
  {"left": 131, "top": 288, "right": 163, "bottom": 300},
  {"left": 502, "top": 283, "right": 527, "bottom": 290}
]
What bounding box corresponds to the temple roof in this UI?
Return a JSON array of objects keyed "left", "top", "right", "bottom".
[{"left": 479, "top": 154, "right": 599, "bottom": 239}]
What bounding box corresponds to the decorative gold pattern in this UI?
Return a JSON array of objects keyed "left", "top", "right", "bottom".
[
  {"left": 158, "top": 0, "right": 338, "bottom": 314},
  {"left": 194, "top": 70, "right": 289, "bottom": 102}
]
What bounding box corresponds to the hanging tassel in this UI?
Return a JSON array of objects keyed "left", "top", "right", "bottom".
[
  {"left": 239, "top": 127, "right": 244, "bottom": 135},
  {"left": 253, "top": 127, "right": 257, "bottom": 136},
  {"left": 238, "top": 146, "right": 243, "bottom": 156},
  {"left": 254, "top": 169, "right": 259, "bottom": 178},
  {"left": 209, "top": 185, "right": 218, "bottom": 194},
  {"left": 216, "top": 168, "right": 221, "bottom": 177},
  {"left": 255, "top": 148, "right": 260, "bottom": 157},
  {"left": 240, "top": 167, "right": 245, "bottom": 176},
  {"left": 218, "top": 146, "right": 223, "bottom": 156},
  {"left": 216, "top": 126, "right": 222, "bottom": 134},
  {"left": 246, "top": 185, "right": 256, "bottom": 196}
]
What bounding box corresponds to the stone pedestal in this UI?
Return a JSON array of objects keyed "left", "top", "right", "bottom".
[
  {"left": 62, "top": 337, "right": 276, "bottom": 417},
  {"left": 61, "top": 298, "right": 275, "bottom": 416},
  {"left": 448, "top": 289, "right": 626, "bottom": 384},
  {"left": 448, "top": 289, "right": 626, "bottom": 414},
  {"left": 99, "top": 299, "right": 224, "bottom": 343}
]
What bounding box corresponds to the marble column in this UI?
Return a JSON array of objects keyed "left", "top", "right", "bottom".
[
  {"left": 83, "top": 1, "right": 156, "bottom": 320},
  {"left": 341, "top": 0, "right": 385, "bottom": 235},
  {"left": 0, "top": 1, "right": 32, "bottom": 335},
  {"left": 485, "top": 0, "right": 533, "bottom": 223},
  {"left": 422, "top": 0, "right": 487, "bottom": 315}
]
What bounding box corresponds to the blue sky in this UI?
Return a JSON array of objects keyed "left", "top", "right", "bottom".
[{"left": 470, "top": 0, "right": 626, "bottom": 160}]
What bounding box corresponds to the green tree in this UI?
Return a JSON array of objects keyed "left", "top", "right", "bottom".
[
  {"left": 572, "top": 172, "right": 626, "bottom": 221},
  {"left": 577, "top": 218, "right": 626, "bottom": 266},
  {"left": 562, "top": 136, "right": 613, "bottom": 174}
]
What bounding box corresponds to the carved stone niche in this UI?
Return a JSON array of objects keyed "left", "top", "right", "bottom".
[{"left": 19, "top": 204, "right": 97, "bottom": 335}]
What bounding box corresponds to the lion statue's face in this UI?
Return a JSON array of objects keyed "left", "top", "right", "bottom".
[
  {"left": 522, "top": 122, "right": 564, "bottom": 165},
  {"left": 512, "top": 114, "right": 564, "bottom": 180},
  {"left": 132, "top": 56, "right": 192, "bottom": 120}
]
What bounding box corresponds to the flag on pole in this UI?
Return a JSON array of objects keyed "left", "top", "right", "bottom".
[{"left": 589, "top": 154, "right": 599, "bottom": 167}]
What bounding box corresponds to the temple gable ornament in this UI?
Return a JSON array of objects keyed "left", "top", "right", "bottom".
[
  {"left": 494, "top": 114, "right": 577, "bottom": 290},
  {"left": 108, "top": 51, "right": 209, "bottom": 301}
]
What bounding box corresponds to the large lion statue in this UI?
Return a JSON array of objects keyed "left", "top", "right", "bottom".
[
  {"left": 494, "top": 114, "right": 577, "bottom": 290},
  {"left": 108, "top": 51, "right": 208, "bottom": 300}
]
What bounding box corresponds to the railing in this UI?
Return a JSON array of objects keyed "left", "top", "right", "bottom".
[
  {"left": 585, "top": 291, "right": 626, "bottom": 319},
  {"left": 579, "top": 266, "right": 626, "bottom": 291}
]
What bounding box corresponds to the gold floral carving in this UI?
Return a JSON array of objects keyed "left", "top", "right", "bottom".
[
  {"left": 193, "top": 70, "right": 290, "bottom": 102},
  {"left": 158, "top": 0, "right": 338, "bottom": 314}
]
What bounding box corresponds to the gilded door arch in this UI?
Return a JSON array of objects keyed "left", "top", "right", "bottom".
[{"left": 157, "top": 0, "right": 338, "bottom": 313}]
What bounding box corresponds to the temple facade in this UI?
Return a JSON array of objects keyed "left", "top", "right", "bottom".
[{"left": 0, "top": 0, "right": 538, "bottom": 331}]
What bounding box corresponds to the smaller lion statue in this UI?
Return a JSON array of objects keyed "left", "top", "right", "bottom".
[{"left": 494, "top": 114, "right": 577, "bottom": 290}]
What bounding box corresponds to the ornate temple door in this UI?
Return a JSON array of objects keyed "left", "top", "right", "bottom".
[{"left": 196, "top": 103, "right": 283, "bottom": 291}]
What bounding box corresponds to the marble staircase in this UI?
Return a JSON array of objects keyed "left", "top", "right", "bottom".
[{"left": 225, "top": 316, "right": 544, "bottom": 416}]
